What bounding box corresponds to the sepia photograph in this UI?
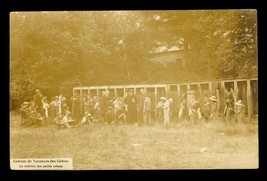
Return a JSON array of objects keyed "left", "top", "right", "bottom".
[{"left": 10, "top": 10, "right": 258, "bottom": 170}]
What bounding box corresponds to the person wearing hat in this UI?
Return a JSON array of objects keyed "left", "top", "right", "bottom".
[
  {"left": 163, "top": 97, "right": 171, "bottom": 129},
  {"left": 104, "top": 106, "right": 114, "bottom": 124},
  {"left": 113, "top": 96, "right": 121, "bottom": 123},
  {"left": 223, "top": 94, "right": 234, "bottom": 124},
  {"left": 61, "top": 96, "right": 69, "bottom": 115},
  {"left": 115, "top": 97, "right": 127, "bottom": 124},
  {"left": 61, "top": 111, "right": 73, "bottom": 128},
  {"left": 189, "top": 96, "right": 201, "bottom": 124},
  {"left": 156, "top": 97, "right": 165, "bottom": 124},
  {"left": 52, "top": 112, "right": 63, "bottom": 129},
  {"left": 27, "top": 102, "right": 44, "bottom": 127},
  {"left": 235, "top": 100, "right": 246, "bottom": 123},
  {"left": 201, "top": 95, "right": 210, "bottom": 122},
  {"left": 21, "top": 101, "right": 30, "bottom": 107},
  {"left": 82, "top": 94, "right": 88, "bottom": 115},
  {"left": 57, "top": 94, "right": 62, "bottom": 114},
  {"left": 51, "top": 111, "right": 72, "bottom": 129},
  {"left": 80, "top": 111, "right": 93, "bottom": 125},
  {"left": 178, "top": 94, "right": 188, "bottom": 122},
  {"left": 209, "top": 95, "right": 218, "bottom": 121}
]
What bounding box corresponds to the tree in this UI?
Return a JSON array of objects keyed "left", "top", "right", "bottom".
[{"left": 10, "top": 10, "right": 257, "bottom": 110}]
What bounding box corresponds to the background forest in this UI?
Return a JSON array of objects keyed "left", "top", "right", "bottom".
[{"left": 10, "top": 10, "right": 257, "bottom": 109}]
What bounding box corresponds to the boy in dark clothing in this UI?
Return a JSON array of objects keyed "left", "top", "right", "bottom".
[{"left": 105, "top": 106, "right": 114, "bottom": 124}]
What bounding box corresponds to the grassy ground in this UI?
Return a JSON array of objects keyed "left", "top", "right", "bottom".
[{"left": 10, "top": 111, "right": 258, "bottom": 169}]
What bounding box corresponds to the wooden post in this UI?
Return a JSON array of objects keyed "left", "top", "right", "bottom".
[
  {"left": 247, "top": 80, "right": 252, "bottom": 121},
  {"left": 197, "top": 84, "right": 202, "bottom": 101},
  {"left": 216, "top": 88, "right": 220, "bottom": 115},
  {"left": 209, "top": 82, "right": 213, "bottom": 96},
  {"left": 88, "top": 89, "right": 90, "bottom": 95},
  {"left": 213, "top": 82, "right": 219, "bottom": 96},
  {"left": 114, "top": 88, "right": 117, "bottom": 96},
  {"left": 187, "top": 84, "right": 190, "bottom": 91},
  {"left": 134, "top": 87, "right": 136, "bottom": 95},
  {"left": 80, "top": 89, "right": 83, "bottom": 98},
  {"left": 220, "top": 81, "right": 225, "bottom": 113},
  {"left": 155, "top": 87, "right": 158, "bottom": 117},
  {"left": 123, "top": 88, "right": 126, "bottom": 97},
  {"left": 164, "top": 86, "right": 168, "bottom": 97},
  {"left": 221, "top": 81, "right": 225, "bottom": 94},
  {"left": 96, "top": 89, "right": 99, "bottom": 97},
  {"left": 234, "top": 81, "right": 238, "bottom": 100},
  {"left": 80, "top": 89, "right": 83, "bottom": 115},
  {"left": 233, "top": 81, "right": 238, "bottom": 111},
  {"left": 179, "top": 85, "right": 182, "bottom": 94},
  {"left": 177, "top": 85, "right": 181, "bottom": 107}
]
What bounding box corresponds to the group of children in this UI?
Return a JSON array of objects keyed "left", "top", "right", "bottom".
[
  {"left": 176, "top": 92, "right": 247, "bottom": 124},
  {"left": 19, "top": 88, "right": 247, "bottom": 129},
  {"left": 19, "top": 89, "right": 129, "bottom": 128}
]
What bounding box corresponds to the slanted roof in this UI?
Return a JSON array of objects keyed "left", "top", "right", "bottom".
[{"left": 148, "top": 45, "right": 183, "bottom": 53}]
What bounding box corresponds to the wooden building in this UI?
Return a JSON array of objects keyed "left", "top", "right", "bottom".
[
  {"left": 73, "top": 77, "right": 258, "bottom": 121},
  {"left": 147, "top": 45, "right": 186, "bottom": 66}
]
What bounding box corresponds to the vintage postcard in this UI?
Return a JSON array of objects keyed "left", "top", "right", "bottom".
[{"left": 10, "top": 10, "right": 258, "bottom": 170}]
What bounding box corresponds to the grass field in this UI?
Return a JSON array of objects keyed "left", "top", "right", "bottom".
[{"left": 10, "top": 111, "right": 258, "bottom": 169}]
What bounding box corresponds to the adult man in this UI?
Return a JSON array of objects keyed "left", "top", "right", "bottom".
[
  {"left": 70, "top": 91, "right": 81, "bottom": 122},
  {"left": 156, "top": 97, "right": 165, "bottom": 124},
  {"left": 189, "top": 96, "right": 201, "bottom": 124},
  {"left": 163, "top": 97, "right": 173, "bottom": 128},
  {"left": 202, "top": 95, "right": 210, "bottom": 122},
  {"left": 137, "top": 88, "right": 145, "bottom": 125},
  {"left": 224, "top": 94, "right": 234, "bottom": 123},
  {"left": 178, "top": 94, "right": 187, "bottom": 122},
  {"left": 124, "top": 90, "right": 137, "bottom": 124}
]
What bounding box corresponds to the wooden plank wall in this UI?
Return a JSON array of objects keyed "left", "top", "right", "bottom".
[{"left": 73, "top": 78, "right": 257, "bottom": 120}]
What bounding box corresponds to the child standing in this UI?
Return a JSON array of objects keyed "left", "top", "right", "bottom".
[{"left": 235, "top": 100, "right": 246, "bottom": 123}]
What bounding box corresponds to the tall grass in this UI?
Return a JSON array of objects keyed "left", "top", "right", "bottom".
[{"left": 10, "top": 112, "right": 258, "bottom": 169}]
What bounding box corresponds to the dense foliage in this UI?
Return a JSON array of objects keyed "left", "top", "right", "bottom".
[{"left": 10, "top": 10, "right": 257, "bottom": 109}]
